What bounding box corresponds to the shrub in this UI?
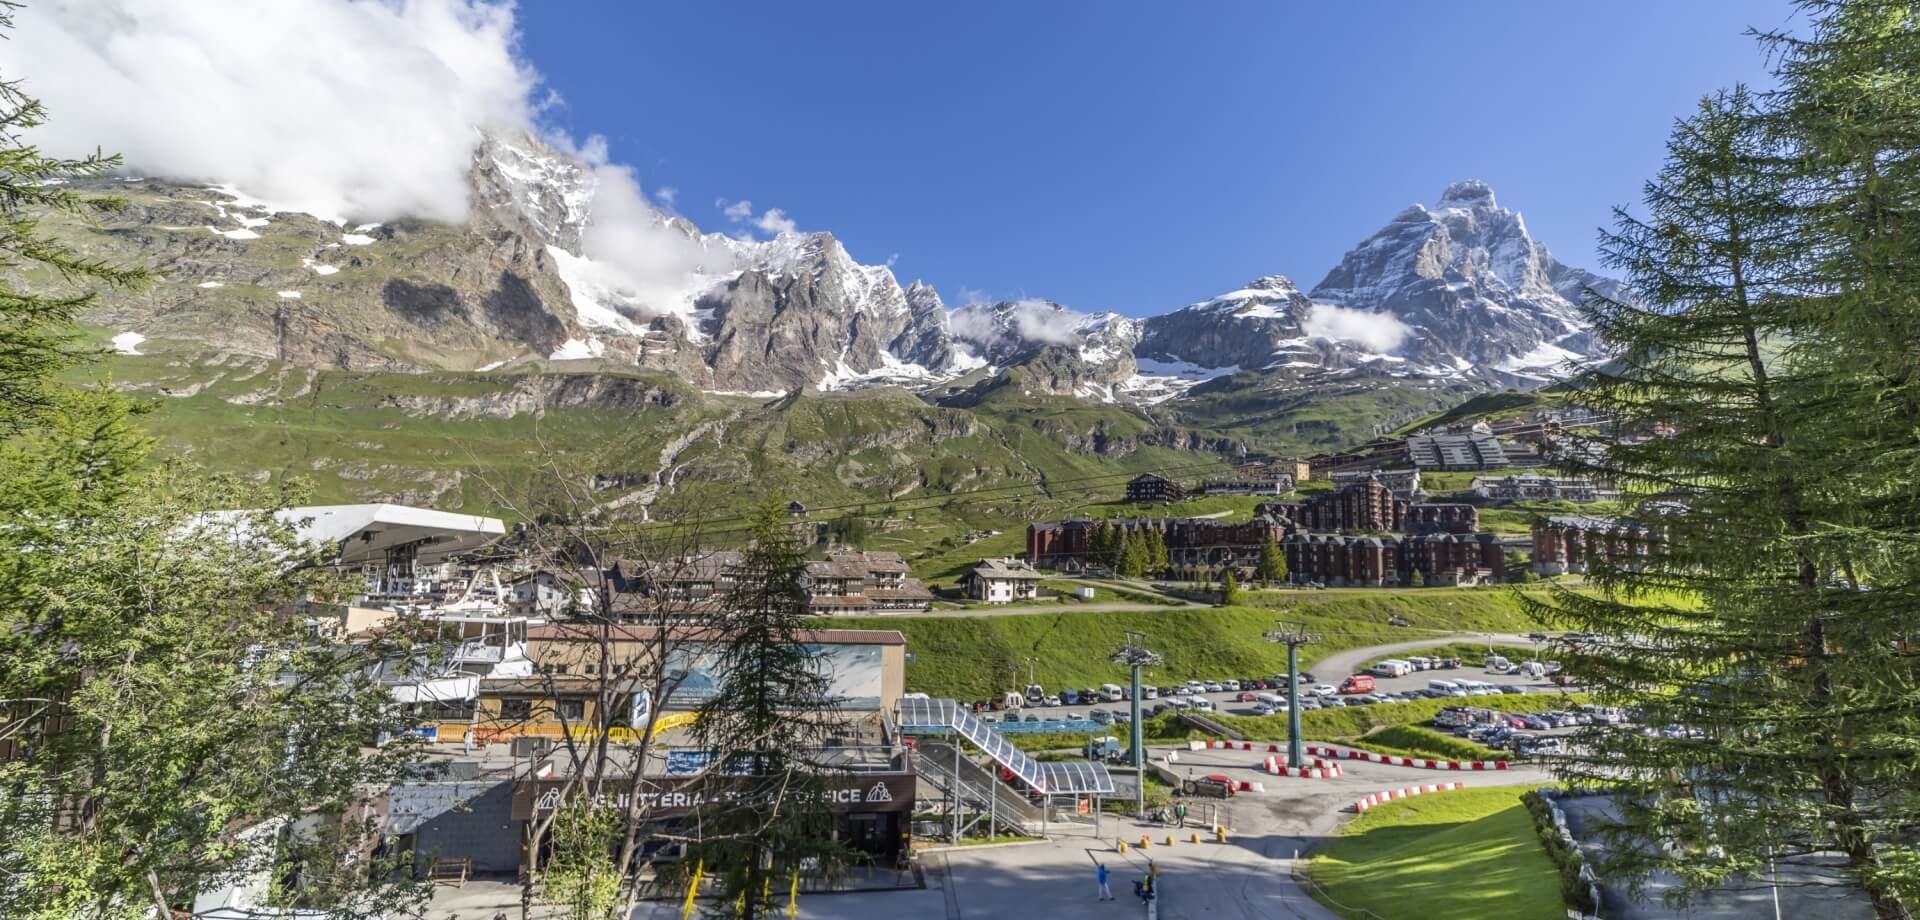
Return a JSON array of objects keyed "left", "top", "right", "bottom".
[{"left": 1522, "top": 790, "right": 1600, "bottom": 915}]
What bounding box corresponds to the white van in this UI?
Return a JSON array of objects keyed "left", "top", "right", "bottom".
[
  {"left": 1142, "top": 686, "right": 1159, "bottom": 700},
  {"left": 1189, "top": 697, "right": 1215, "bottom": 711},
  {"left": 1254, "top": 691, "right": 1287, "bottom": 706},
  {"left": 1486, "top": 655, "right": 1513, "bottom": 673},
  {"left": 1101, "top": 683, "right": 1125, "bottom": 702},
  {"left": 1001, "top": 691, "right": 1024, "bottom": 709},
  {"left": 1371, "top": 659, "right": 1412, "bottom": 678},
  {"left": 1427, "top": 679, "right": 1461, "bottom": 695},
  {"left": 1165, "top": 696, "right": 1193, "bottom": 709}
]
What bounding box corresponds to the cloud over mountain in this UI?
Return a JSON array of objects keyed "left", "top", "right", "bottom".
[
  {"left": 1301, "top": 303, "right": 1412, "bottom": 353},
  {"left": 11, "top": 0, "right": 537, "bottom": 223}
]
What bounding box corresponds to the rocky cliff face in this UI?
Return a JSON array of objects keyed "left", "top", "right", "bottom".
[
  {"left": 1138, "top": 275, "right": 1321, "bottom": 371},
  {"left": 60, "top": 134, "right": 1619, "bottom": 403},
  {"left": 1308, "top": 180, "right": 1604, "bottom": 380},
  {"left": 946, "top": 299, "right": 1141, "bottom": 397}
]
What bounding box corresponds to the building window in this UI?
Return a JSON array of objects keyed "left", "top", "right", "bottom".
[
  {"left": 500, "top": 698, "right": 533, "bottom": 721},
  {"left": 559, "top": 700, "right": 586, "bottom": 721}
]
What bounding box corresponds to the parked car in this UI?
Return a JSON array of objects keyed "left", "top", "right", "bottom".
[
  {"left": 1310, "top": 683, "right": 1337, "bottom": 697},
  {"left": 1080, "top": 688, "right": 1099, "bottom": 704},
  {"left": 1236, "top": 691, "right": 1259, "bottom": 702},
  {"left": 1023, "top": 712, "right": 1042, "bottom": 722},
  {"left": 1090, "top": 709, "right": 1113, "bottom": 725},
  {"left": 1190, "top": 698, "right": 1215, "bottom": 711},
  {"left": 1298, "top": 697, "right": 1322, "bottom": 710},
  {"left": 1042, "top": 695, "right": 1061, "bottom": 707},
  {"left": 1203, "top": 681, "right": 1224, "bottom": 693},
  {"left": 1060, "top": 689, "right": 1080, "bottom": 706},
  {"left": 1340, "top": 675, "right": 1377, "bottom": 694},
  {"left": 1498, "top": 685, "right": 1526, "bottom": 695},
  {"left": 1299, "top": 672, "right": 1316, "bottom": 684}
]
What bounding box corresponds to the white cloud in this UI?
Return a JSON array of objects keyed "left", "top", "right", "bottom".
[
  {"left": 717, "top": 197, "right": 797, "bottom": 238},
  {"left": 948, "top": 298, "right": 1083, "bottom": 348},
  {"left": 1302, "top": 303, "right": 1412, "bottom": 353},
  {"left": 653, "top": 186, "right": 676, "bottom": 207},
  {"left": 570, "top": 159, "right": 736, "bottom": 317},
  {"left": 752, "top": 207, "right": 796, "bottom": 236},
  {"left": 10, "top": 1, "right": 741, "bottom": 324},
  {"left": 9, "top": 0, "right": 535, "bottom": 223}
]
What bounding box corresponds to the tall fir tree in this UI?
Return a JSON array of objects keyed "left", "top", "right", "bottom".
[
  {"left": 1255, "top": 535, "right": 1287, "bottom": 587},
  {"left": 663, "top": 503, "right": 852, "bottom": 918},
  {"left": 1531, "top": 65, "right": 1918, "bottom": 916},
  {"left": 0, "top": 6, "right": 145, "bottom": 432}
]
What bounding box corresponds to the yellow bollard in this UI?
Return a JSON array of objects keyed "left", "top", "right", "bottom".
[
  {"left": 1164, "top": 835, "right": 1176, "bottom": 847},
  {"left": 1139, "top": 835, "right": 1151, "bottom": 848},
  {"left": 1215, "top": 826, "right": 1228, "bottom": 843},
  {"left": 1117, "top": 839, "right": 1129, "bottom": 854}
]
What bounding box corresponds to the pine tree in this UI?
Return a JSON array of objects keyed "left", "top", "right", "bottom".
[
  {"left": 1530, "top": 61, "right": 1919, "bottom": 916},
  {"left": 0, "top": 25, "right": 146, "bottom": 433},
  {"left": 663, "top": 502, "right": 852, "bottom": 918},
  {"left": 1218, "top": 570, "right": 1239, "bottom": 606},
  {"left": 1144, "top": 529, "right": 1169, "bottom": 575},
  {"left": 1092, "top": 520, "right": 1117, "bottom": 570},
  {"left": 1116, "top": 531, "right": 1147, "bottom": 579},
  {"left": 1255, "top": 535, "right": 1287, "bottom": 587}
]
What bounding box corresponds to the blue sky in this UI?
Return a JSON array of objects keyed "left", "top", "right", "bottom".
[{"left": 520, "top": 2, "right": 1796, "bottom": 317}]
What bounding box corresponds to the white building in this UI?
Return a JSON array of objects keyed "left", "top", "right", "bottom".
[{"left": 963, "top": 558, "right": 1044, "bottom": 604}]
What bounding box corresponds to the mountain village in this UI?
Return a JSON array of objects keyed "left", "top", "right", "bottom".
[{"left": 5, "top": 3, "right": 1919, "bottom": 920}]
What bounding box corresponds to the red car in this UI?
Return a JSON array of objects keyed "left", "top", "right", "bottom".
[{"left": 1236, "top": 692, "right": 1259, "bottom": 702}]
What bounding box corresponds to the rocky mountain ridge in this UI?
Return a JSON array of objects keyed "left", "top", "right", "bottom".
[{"left": 52, "top": 133, "right": 1621, "bottom": 403}]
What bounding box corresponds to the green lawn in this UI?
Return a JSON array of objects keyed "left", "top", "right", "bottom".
[
  {"left": 1309, "top": 785, "right": 1562, "bottom": 920},
  {"left": 831, "top": 586, "right": 1560, "bottom": 699}
]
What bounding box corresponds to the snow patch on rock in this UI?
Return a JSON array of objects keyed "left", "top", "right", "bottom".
[{"left": 111, "top": 331, "right": 146, "bottom": 355}]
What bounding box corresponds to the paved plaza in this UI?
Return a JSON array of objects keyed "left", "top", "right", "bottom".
[{"left": 428, "top": 745, "right": 1548, "bottom": 920}]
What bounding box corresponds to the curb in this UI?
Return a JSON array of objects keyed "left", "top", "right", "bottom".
[
  {"left": 1352, "top": 781, "right": 1465, "bottom": 813},
  {"left": 1261, "top": 755, "right": 1343, "bottom": 778},
  {"left": 1304, "top": 744, "right": 1508, "bottom": 772}
]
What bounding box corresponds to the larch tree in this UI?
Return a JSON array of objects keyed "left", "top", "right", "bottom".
[
  {"left": 1531, "top": 56, "right": 1918, "bottom": 916},
  {"left": 657, "top": 502, "right": 852, "bottom": 919}
]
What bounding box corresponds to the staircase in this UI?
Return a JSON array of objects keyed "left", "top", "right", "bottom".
[
  {"left": 914, "top": 738, "right": 1046, "bottom": 835},
  {"left": 1177, "top": 710, "right": 1244, "bottom": 740}
]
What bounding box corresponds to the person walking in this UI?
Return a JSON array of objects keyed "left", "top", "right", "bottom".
[{"left": 1096, "top": 861, "right": 1113, "bottom": 900}]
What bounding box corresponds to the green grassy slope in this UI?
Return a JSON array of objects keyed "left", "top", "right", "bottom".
[
  {"left": 834, "top": 586, "right": 1559, "bottom": 699},
  {"left": 1310, "top": 785, "right": 1562, "bottom": 920},
  {"left": 72, "top": 352, "right": 1238, "bottom": 521}
]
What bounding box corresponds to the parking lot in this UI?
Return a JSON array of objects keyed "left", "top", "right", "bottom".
[{"left": 990, "top": 647, "right": 1570, "bottom": 726}]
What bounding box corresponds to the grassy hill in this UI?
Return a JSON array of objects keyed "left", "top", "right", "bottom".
[
  {"left": 1310, "top": 785, "right": 1562, "bottom": 920},
  {"left": 834, "top": 585, "right": 1560, "bottom": 699},
  {"left": 72, "top": 348, "right": 1238, "bottom": 522}
]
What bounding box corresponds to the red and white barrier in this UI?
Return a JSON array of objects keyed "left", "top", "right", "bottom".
[
  {"left": 1352, "top": 781, "right": 1465, "bottom": 813},
  {"left": 1261, "top": 755, "right": 1342, "bottom": 778},
  {"left": 1303, "top": 744, "right": 1508, "bottom": 772}
]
